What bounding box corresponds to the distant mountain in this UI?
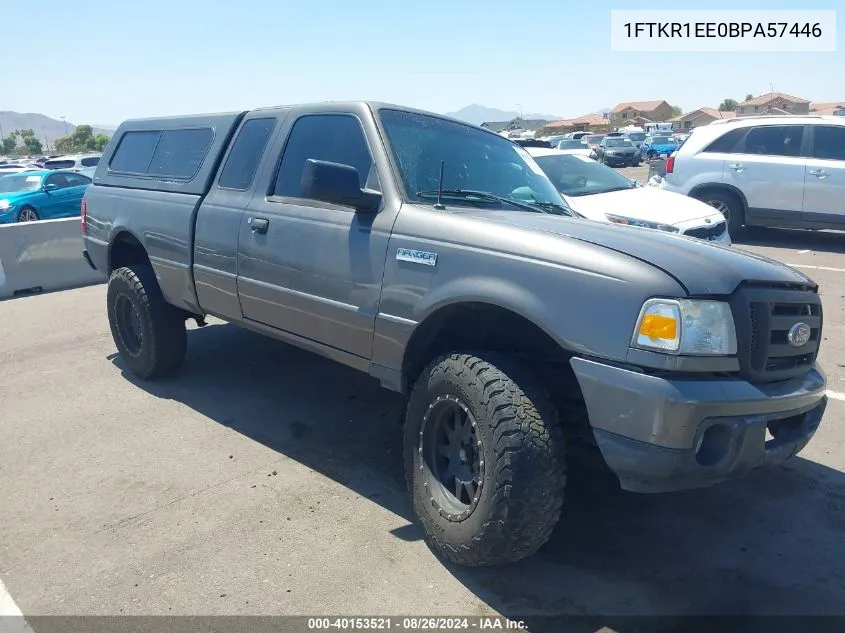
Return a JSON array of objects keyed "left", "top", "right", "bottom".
[
  {"left": 444, "top": 104, "right": 564, "bottom": 125},
  {"left": 0, "top": 111, "right": 114, "bottom": 150}
]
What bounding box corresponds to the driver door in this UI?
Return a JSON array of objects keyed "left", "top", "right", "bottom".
[{"left": 236, "top": 111, "right": 392, "bottom": 360}]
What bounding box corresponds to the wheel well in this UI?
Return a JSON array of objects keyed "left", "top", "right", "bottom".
[
  {"left": 109, "top": 232, "right": 150, "bottom": 274},
  {"left": 690, "top": 184, "right": 747, "bottom": 211},
  {"left": 402, "top": 303, "right": 586, "bottom": 420}
]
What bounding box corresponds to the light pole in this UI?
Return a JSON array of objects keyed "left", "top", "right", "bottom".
[
  {"left": 515, "top": 103, "right": 524, "bottom": 119},
  {"left": 61, "top": 116, "right": 68, "bottom": 136}
]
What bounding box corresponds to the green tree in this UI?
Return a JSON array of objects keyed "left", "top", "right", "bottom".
[
  {"left": 718, "top": 98, "right": 739, "bottom": 112},
  {"left": 15, "top": 129, "right": 43, "bottom": 155},
  {"left": 745, "top": 93, "right": 754, "bottom": 101},
  {"left": 53, "top": 124, "right": 108, "bottom": 154},
  {"left": 22, "top": 135, "right": 43, "bottom": 155},
  {"left": 1, "top": 134, "right": 17, "bottom": 155},
  {"left": 670, "top": 105, "right": 682, "bottom": 117},
  {"left": 86, "top": 134, "right": 110, "bottom": 152}
]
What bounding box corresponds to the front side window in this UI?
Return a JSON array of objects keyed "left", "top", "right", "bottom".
[
  {"left": 378, "top": 109, "right": 567, "bottom": 209},
  {"left": 45, "top": 173, "right": 72, "bottom": 189},
  {"left": 65, "top": 173, "right": 92, "bottom": 187},
  {"left": 743, "top": 125, "right": 804, "bottom": 157},
  {"left": 274, "top": 114, "right": 379, "bottom": 197},
  {"left": 811, "top": 125, "right": 845, "bottom": 161}
]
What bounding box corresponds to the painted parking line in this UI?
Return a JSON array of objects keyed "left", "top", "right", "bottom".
[
  {"left": 0, "top": 579, "right": 34, "bottom": 633},
  {"left": 828, "top": 390, "right": 845, "bottom": 402},
  {"left": 787, "top": 263, "right": 845, "bottom": 273}
]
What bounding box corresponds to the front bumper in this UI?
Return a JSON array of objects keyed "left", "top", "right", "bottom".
[
  {"left": 604, "top": 155, "right": 638, "bottom": 165},
  {"left": 570, "top": 357, "right": 828, "bottom": 493}
]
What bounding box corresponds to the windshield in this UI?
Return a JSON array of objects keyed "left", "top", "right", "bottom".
[
  {"left": 651, "top": 136, "right": 674, "bottom": 144},
  {"left": 584, "top": 135, "right": 605, "bottom": 144},
  {"left": 626, "top": 132, "right": 646, "bottom": 141},
  {"left": 605, "top": 139, "right": 633, "bottom": 148},
  {"left": 379, "top": 109, "right": 567, "bottom": 209},
  {"left": 0, "top": 173, "right": 42, "bottom": 194},
  {"left": 534, "top": 154, "right": 634, "bottom": 197},
  {"left": 557, "top": 140, "right": 589, "bottom": 149}
]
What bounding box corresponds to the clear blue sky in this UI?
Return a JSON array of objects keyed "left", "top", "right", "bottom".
[{"left": 5, "top": 0, "right": 842, "bottom": 125}]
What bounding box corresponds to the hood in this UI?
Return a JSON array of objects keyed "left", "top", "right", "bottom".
[
  {"left": 0, "top": 189, "right": 38, "bottom": 203},
  {"left": 564, "top": 186, "right": 724, "bottom": 225},
  {"left": 650, "top": 143, "right": 678, "bottom": 151},
  {"left": 459, "top": 209, "right": 814, "bottom": 295}
]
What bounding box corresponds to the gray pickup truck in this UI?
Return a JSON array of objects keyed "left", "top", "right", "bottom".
[{"left": 82, "top": 102, "right": 828, "bottom": 566}]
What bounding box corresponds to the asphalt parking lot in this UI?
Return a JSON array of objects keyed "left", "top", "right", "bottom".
[{"left": 1, "top": 226, "right": 844, "bottom": 627}]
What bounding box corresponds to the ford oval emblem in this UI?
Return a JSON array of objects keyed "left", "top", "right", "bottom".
[{"left": 787, "top": 322, "right": 811, "bottom": 347}]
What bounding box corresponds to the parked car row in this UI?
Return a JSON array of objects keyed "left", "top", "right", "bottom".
[{"left": 0, "top": 153, "right": 101, "bottom": 177}]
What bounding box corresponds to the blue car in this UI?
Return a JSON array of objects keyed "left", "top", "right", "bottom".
[
  {"left": 641, "top": 134, "right": 680, "bottom": 160},
  {"left": 0, "top": 170, "right": 92, "bottom": 223}
]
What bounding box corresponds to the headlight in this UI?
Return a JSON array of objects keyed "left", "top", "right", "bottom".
[
  {"left": 606, "top": 214, "right": 679, "bottom": 233},
  {"left": 632, "top": 298, "right": 737, "bottom": 355},
  {"left": 0, "top": 199, "right": 10, "bottom": 210}
]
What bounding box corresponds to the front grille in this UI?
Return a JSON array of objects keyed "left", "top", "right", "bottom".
[
  {"left": 730, "top": 284, "right": 823, "bottom": 383},
  {"left": 683, "top": 222, "right": 727, "bottom": 241}
]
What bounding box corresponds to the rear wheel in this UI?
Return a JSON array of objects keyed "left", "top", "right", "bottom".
[
  {"left": 695, "top": 189, "right": 744, "bottom": 236},
  {"left": 404, "top": 352, "right": 566, "bottom": 566},
  {"left": 17, "top": 206, "right": 39, "bottom": 222},
  {"left": 107, "top": 265, "right": 187, "bottom": 380}
]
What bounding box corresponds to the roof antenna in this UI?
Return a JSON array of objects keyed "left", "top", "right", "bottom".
[{"left": 433, "top": 160, "right": 446, "bottom": 210}]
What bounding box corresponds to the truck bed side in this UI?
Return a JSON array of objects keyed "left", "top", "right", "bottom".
[{"left": 83, "top": 112, "right": 246, "bottom": 313}]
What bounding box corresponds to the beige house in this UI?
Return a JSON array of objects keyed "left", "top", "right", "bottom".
[
  {"left": 542, "top": 114, "right": 611, "bottom": 134},
  {"left": 810, "top": 102, "right": 845, "bottom": 116},
  {"left": 668, "top": 107, "right": 735, "bottom": 131},
  {"left": 736, "top": 93, "right": 810, "bottom": 116},
  {"left": 609, "top": 101, "right": 674, "bottom": 126}
]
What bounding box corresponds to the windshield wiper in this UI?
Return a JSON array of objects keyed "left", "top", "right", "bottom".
[
  {"left": 526, "top": 201, "right": 575, "bottom": 217},
  {"left": 416, "top": 189, "right": 549, "bottom": 214}
]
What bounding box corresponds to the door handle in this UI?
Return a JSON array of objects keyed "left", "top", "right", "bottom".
[
  {"left": 808, "top": 169, "right": 828, "bottom": 178},
  {"left": 728, "top": 163, "right": 744, "bottom": 172},
  {"left": 249, "top": 217, "right": 269, "bottom": 234}
]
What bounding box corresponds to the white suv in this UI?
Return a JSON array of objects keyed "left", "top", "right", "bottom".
[{"left": 661, "top": 115, "right": 845, "bottom": 235}]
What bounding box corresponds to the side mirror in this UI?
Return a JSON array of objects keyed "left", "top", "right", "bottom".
[
  {"left": 300, "top": 159, "right": 381, "bottom": 212},
  {"left": 42, "top": 183, "right": 58, "bottom": 192},
  {"left": 632, "top": 179, "right": 642, "bottom": 187}
]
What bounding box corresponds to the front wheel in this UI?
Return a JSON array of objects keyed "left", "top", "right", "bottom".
[
  {"left": 17, "top": 206, "right": 39, "bottom": 222},
  {"left": 696, "top": 190, "right": 744, "bottom": 236},
  {"left": 404, "top": 353, "right": 566, "bottom": 566},
  {"left": 107, "top": 265, "right": 187, "bottom": 380}
]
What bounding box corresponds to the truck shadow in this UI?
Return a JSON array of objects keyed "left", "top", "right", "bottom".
[
  {"left": 734, "top": 227, "right": 845, "bottom": 255},
  {"left": 111, "top": 322, "right": 845, "bottom": 626}
]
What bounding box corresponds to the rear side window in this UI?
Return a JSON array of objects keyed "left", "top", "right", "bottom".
[
  {"left": 44, "top": 159, "right": 76, "bottom": 169},
  {"left": 80, "top": 156, "right": 100, "bottom": 167},
  {"left": 743, "top": 125, "right": 804, "bottom": 157},
  {"left": 65, "top": 173, "right": 92, "bottom": 187},
  {"left": 109, "top": 131, "right": 160, "bottom": 173},
  {"left": 218, "top": 118, "right": 276, "bottom": 190},
  {"left": 811, "top": 125, "right": 845, "bottom": 161},
  {"left": 148, "top": 129, "right": 214, "bottom": 179},
  {"left": 273, "top": 114, "right": 379, "bottom": 198},
  {"left": 109, "top": 128, "right": 213, "bottom": 179},
  {"left": 702, "top": 128, "right": 746, "bottom": 153}
]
